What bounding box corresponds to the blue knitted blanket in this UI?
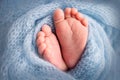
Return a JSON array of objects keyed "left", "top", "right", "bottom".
[{"left": 0, "top": 0, "right": 120, "bottom": 80}]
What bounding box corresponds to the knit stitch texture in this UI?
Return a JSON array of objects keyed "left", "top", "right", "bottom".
[{"left": 0, "top": 0, "right": 120, "bottom": 80}]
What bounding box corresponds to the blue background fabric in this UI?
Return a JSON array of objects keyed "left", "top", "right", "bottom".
[{"left": 0, "top": 0, "right": 120, "bottom": 80}]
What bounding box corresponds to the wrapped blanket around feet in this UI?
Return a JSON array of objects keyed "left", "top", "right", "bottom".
[{"left": 0, "top": 0, "right": 120, "bottom": 80}]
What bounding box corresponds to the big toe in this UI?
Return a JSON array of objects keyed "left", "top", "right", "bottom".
[
  {"left": 53, "top": 8, "right": 65, "bottom": 24},
  {"left": 42, "top": 25, "right": 52, "bottom": 37}
]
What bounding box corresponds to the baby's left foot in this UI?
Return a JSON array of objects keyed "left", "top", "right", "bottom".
[
  {"left": 53, "top": 8, "right": 88, "bottom": 68},
  {"left": 36, "top": 25, "right": 67, "bottom": 71}
]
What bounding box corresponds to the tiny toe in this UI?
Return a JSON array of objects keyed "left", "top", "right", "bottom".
[
  {"left": 37, "top": 31, "right": 45, "bottom": 39},
  {"left": 75, "top": 12, "right": 88, "bottom": 27},
  {"left": 53, "top": 8, "right": 65, "bottom": 24},
  {"left": 38, "top": 43, "right": 46, "bottom": 55},
  {"left": 71, "top": 8, "right": 78, "bottom": 17},
  {"left": 36, "top": 35, "right": 45, "bottom": 46},
  {"left": 42, "top": 25, "right": 52, "bottom": 37},
  {"left": 75, "top": 12, "right": 84, "bottom": 21},
  {"left": 64, "top": 8, "right": 72, "bottom": 18},
  {"left": 82, "top": 18, "right": 88, "bottom": 27}
]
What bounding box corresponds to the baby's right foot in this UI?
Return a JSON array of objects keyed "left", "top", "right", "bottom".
[
  {"left": 36, "top": 25, "right": 67, "bottom": 71},
  {"left": 53, "top": 8, "right": 88, "bottom": 68}
]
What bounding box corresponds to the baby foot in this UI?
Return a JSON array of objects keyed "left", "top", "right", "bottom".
[
  {"left": 36, "top": 25, "right": 67, "bottom": 71},
  {"left": 53, "top": 8, "right": 88, "bottom": 68}
]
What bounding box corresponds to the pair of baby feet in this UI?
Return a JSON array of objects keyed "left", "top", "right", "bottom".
[{"left": 36, "top": 8, "right": 88, "bottom": 71}]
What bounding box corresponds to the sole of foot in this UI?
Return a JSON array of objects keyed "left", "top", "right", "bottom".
[
  {"left": 53, "top": 8, "right": 88, "bottom": 69},
  {"left": 36, "top": 25, "right": 67, "bottom": 71}
]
